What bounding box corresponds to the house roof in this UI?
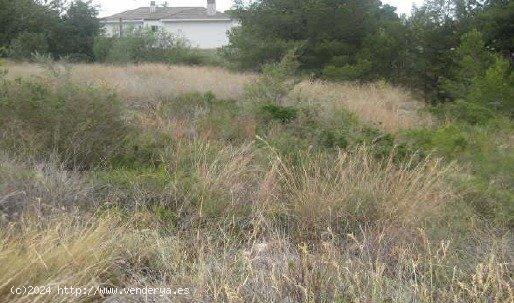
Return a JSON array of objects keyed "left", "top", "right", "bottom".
[{"left": 101, "top": 7, "right": 231, "bottom": 21}]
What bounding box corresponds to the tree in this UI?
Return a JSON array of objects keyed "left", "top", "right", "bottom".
[
  {"left": 224, "top": 0, "right": 405, "bottom": 76},
  {"left": 0, "top": 0, "right": 60, "bottom": 51},
  {"left": 443, "top": 29, "right": 495, "bottom": 99},
  {"left": 8, "top": 32, "right": 49, "bottom": 60},
  {"left": 0, "top": 0, "right": 100, "bottom": 60},
  {"left": 56, "top": 0, "right": 101, "bottom": 60},
  {"left": 442, "top": 29, "right": 513, "bottom": 118},
  {"left": 479, "top": 0, "right": 514, "bottom": 59}
]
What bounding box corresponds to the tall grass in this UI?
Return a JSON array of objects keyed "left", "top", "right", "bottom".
[
  {"left": 0, "top": 61, "right": 511, "bottom": 302},
  {"left": 4, "top": 62, "right": 429, "bottom": 132},
  {"left": 0, "top": 148, "right": 511, "bottom": 302},
  {"left": 290, "top": 80, "right": 433, "bottom": 132},
  {"left": 0, "top": 73, "right": 128, "bottom": 169}
]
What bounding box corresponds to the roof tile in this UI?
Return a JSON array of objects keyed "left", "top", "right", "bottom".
[{"left": 102, "top": 7, "right": 230, "bottom": 21}]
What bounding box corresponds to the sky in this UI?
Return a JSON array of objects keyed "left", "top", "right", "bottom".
[{"left": 93, "top": 0, "right": 425, "bottom": 18}]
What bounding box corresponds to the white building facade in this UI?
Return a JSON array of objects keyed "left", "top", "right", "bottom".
[{"left": 101, "top": 1, "right": 236, "bottom": 49}]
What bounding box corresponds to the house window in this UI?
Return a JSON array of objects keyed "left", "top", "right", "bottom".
[{"left": 151, "top": 25, "right": 158, "bottom": 32}]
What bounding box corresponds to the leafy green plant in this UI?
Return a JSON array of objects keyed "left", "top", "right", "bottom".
[
  {"left": 8, "top": 32, "right": 49, "bottom": 60},
  {"left": 443, "top": 30, "right": 513, "bottom": 118},
  {"left": 244, "top": 49, "right": 300, "bottom": 104},
  {"left": 258, "top": 103, "right": 298, "bottom": 124},
  {"left": 0, "top": 76, "right": 128, "bottom": 169}
]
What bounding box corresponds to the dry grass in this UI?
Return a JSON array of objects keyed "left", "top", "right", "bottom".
[
  {"left": 5, "top": 62, "right": 255, "bottom": 104},
  {"left": 1, "top": 62, "right": 511, "bottom": 302},
  {"left": 271, "top": 149, "right": 456, "bottom": 238},
  {"left": 290, "top": 80, "right": 433, "bottom": 132},
  {"left": 0, "top": 215, "right": 130, "bottom": 303},
  {"left": 4, "top": 62, "right": 430, "bottom": 132},
  {"left": 1, "top": 216, "right": 511, "bottom": 303},
  {"left": 0, "top": 148, "right": 512, "bottom": 302}
]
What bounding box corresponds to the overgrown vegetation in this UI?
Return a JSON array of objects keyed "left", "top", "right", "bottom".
[
  {"left": 0, "top": 0, "right": 512, "bottom": 301},
  {"left": 93, "top": 29, "right": 226, "bottom": 66},
  {"left": 0, "top": 55, "right": 512, "bottom": 301},
  {"left": 0, "top": 0, "right": 101, "bottom": 61},
  {"left": 226, "top": 0, "right": 513, "bottom": 104},
  {"left": 0, "top": 67, "right": 128, "bottom": 169}
]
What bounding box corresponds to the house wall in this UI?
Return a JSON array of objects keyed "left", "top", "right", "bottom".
[
  {"left": 101, "top": 20, "right": 236, "bottom": 49},
  {"left": 160, "top": 20, "right": 235, "bottom": 49},
  {"left": 103, "top": 21, "right": 143, "bottom": 36}
]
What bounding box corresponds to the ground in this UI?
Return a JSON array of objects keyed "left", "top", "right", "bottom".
[{"left": 0, "top": 61, "right": 511, "bottom": 303}]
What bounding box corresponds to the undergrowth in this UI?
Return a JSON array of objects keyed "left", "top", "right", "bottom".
[{"left": 0, "top": 61, "right": 512, "bottom": 302}]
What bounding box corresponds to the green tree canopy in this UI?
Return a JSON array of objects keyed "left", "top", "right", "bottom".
[
  {"left": 225, "top": 0, "right": 404, "bottom": 74},
  {"left": 0, "top": 0, "right": 100, "bottom": 60}
]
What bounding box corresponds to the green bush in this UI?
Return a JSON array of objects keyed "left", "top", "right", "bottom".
[
  {"left": 0, "top": 76, "right": 128, "bottom": 169},
  {"left": 92, "top": 36, "right": 113, "bottom": 62},
  {"left": 93, "top": 29, "right": 225, "bottom": 66},
  {"left": 467, "top": 57, "right": 514, "bottom": 117},
  {"left": 406, "top": 125, "right": 468, "bottom": 155},
  {"left": 404, "top": 117, "right": 514, "bottom": 226},
  {"left": 444, "top": 30, "right": 514, "bottom": 118},
  {"left": 244, "top": 49, "right": 299, "bottom": 104},
  {"left": 166, "top": 48, "right": 225, "bottom": 66},
  {"left": 252, "top": 99, "right": 405, "bottom": 161},
  {"left": 158, "top": 92, "right": 215, "bottom": 119},
  {"left": 8, "top": 32, "right": 49, "bottom": 60},
  {"left": 258, "top": 104, "right": 298, "bottom": 124},
  {"left": 111, "top": 131, "right": 171, "bottom": 170},
  {"left": 322, "top": 59, "right": 373, "bottom": 82},
  {"left": 443, "top": 30, "right": 496, "bottom": 100},
  {"left": 93, "top": 29, "right": 187, "bottom": 64},
  {"left": 432, "top": 100, "right": 495, "bottom": 125}
]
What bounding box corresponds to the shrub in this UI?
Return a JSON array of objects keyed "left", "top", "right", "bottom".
[
  {"left": 404, "top": 117, "right": 514, "bottom": 226},
  {"left": 432, "top": 99, "right": 495, "bottom": 125},
  {"left": 105, "top": 33, "right": 152, "bottom": 63},
  {"left": 443, "top": 30, "right": 496, "bottom": 100},
  {"left": 467, "top": 57, "right": 514, "bottom": 117},
  {"left": 444, "top": 30, "right": 514, "bottom": 118},
  {"left": 92, "top": 36, "right": 113, "bottom": 62},
  {"left": 322, "top": 58, "right": 373, "bottom": 82},
  {"left": 8, "top": 32, "right": 49, "bottom": 60},
  {"left": 0, "top": 76, "right": 128, "bottom": 169},
  {"left": 93, "top": 29, "right": 180, "bottom": 63},
  {"left": 244, "top": 49, "right": 299, "bottom": 104},
  {"left": 62, "top": 52, "right": 93, "bottom": 63},
  {"left": 406, "top": 124, "right": 468, "bottom": 155},
  {"left": 94, "top": 166, "right": 170, "bottom": 209},
  {"left": 166, "top": 48, "right": 225, "bottom": 66},
  {"left": 0, "top": 46, "right": 8, "bottom": 57},
  {"left": 92, "top": 29, "right": 223, "bottom": 66},
  {"left": 158, "top": 91, "right": 216, "bottom": 119},
  {"left": 258, "top": 104, "right": 298, "bottom": 124},
  {"left": 111, "top": 131, "right": 170, "bottom": 170}
]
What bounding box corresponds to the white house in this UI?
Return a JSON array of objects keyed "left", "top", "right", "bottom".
[{"left": 101, "top": 1, "right": 236, "bottom": 49}]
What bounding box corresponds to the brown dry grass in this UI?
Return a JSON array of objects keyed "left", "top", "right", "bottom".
[
  {"left": 0, "top": 146, "right": 512, "bottom": 302},
  {"left": 1, "top": 215, "right": 512, "bottom": 303},
  {"left": 290, "top": 80, "right": 433, "bottom": 132},
  {"left": 1, "top": 61, "right": 510, "bottom": 302},
  {"left": 5, "top": 62, "right": 430, "bottom": 132},
  {"left": 5, "top": 62, "right": 256, "bottom": 107}
]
